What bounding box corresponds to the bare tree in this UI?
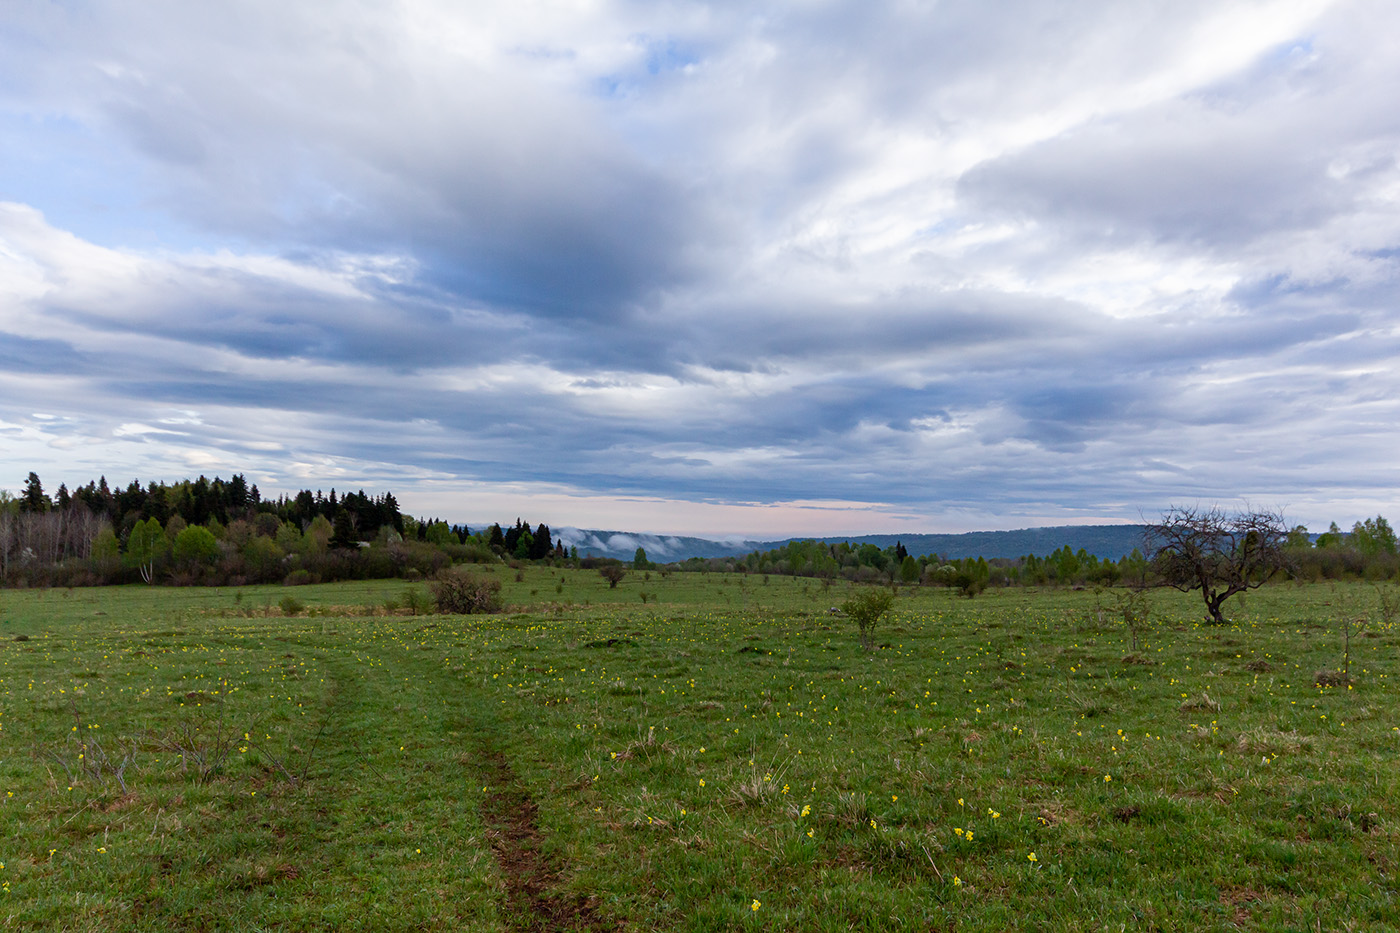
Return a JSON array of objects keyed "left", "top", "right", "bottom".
[
  {"left": 0, "top": 505, "right": 14, "bottom": 577},
  {"left": 63, "top": 502, "right": 103, "bottom": 561},
  {"left": 19, "top": 511, "right": 62, "bottom": 567},
  {"left": 1148, "top": 506, "right": 1290, "bottom": 624}
]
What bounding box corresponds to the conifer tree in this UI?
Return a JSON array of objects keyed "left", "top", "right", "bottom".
[{"left": 21, "top": 472, "right": 49, "bottom": 512}]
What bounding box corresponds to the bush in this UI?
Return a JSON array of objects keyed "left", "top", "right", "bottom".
[
  {"left": 279, "top": 595, "right": 305, "bottom": 615},
  {"left": 430, "top": 568, "right": 502, "bottom": 614},
  {"left": 393, "top": 541, "right": 451, "bottom": 577},
  {"left": 951, "top": 569, "right": 986, "bottom": 598},
  {"left": 441, "top": 540, "right": 499, "bottom": 564},
  {"left": 842, "top": 587, "right": 895, "bottom": 650},
  {"left": 403, "top": 587, "right": 434, "bottom": 615},
  {"left": 357, "top": 547, "right": 400, "bottom": 580},
  {"left": 580, "top": 557, "right": 623, "bottom": 570}
]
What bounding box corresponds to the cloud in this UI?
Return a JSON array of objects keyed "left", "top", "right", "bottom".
[{"left": 0, "top": 1, "right": 1397, "bottom": 535}]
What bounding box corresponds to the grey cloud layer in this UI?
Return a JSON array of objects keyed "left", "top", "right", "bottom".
[{"left": 1, "top": 0, "right": 1397, "bottom": 530}]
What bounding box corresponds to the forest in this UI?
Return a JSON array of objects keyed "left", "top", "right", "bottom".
[{"left": 0, "top": 472, "right": 559, "bottom": 587}]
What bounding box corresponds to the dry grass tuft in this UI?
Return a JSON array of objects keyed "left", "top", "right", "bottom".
[{"left": 1179, "top": 692, "right": 1221, "bottom": 713}]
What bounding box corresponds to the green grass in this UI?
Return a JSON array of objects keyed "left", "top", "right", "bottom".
[{"left": 3, "top": 572, "right": 1399, "bottom": 930}]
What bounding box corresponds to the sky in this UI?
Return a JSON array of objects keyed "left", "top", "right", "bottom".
[{"left": 1, "top": 0, "right": 1397, "bottom": 538}]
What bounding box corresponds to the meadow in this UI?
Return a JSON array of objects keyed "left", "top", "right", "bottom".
[{"left": 2, "top": 570, "right": 1398, "bottom": 931}]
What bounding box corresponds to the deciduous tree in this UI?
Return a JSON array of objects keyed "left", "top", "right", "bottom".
[
  {"left": 1148, "top": 506, "right": 1289, "bottom": 625},
  {"left": 90, "top": 523, "right": 120, "bottom": 573},
  {"left": 172, "top": 525, "right": 220, "bottom": 568},
  {"left": 1351, "top": 516, "right": 1397, "bottom": 557},
  {"left": 126, "top": 517, "right": 168, "bottom": 584}
]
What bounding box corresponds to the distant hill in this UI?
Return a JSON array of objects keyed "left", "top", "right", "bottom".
[
  {"left": 556, "top": 524, "right": 1149, "bottom": 563},
  {"left": 554, "top": 528, "right": 768, "bottom": 562}
]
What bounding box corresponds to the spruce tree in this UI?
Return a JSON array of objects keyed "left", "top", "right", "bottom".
[{"left": 21, "top": 472, "right": 48, "bottom": 512}]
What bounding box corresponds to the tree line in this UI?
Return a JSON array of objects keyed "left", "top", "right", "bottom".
[
  {"left": 4, "top": 470, "right": 1394, "bottom": 595},
  {"left": 669, "top": 513, "right": 1398, "bottom": 593},
  {"left": 0, "top": 472, "right": 574, "bottom": 588},
  {"left": 669, "top": 537, "right": 1149, "bottom": 592}
]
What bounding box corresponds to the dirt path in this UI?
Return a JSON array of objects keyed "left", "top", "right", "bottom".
[
  {"left": 286, "top": 643, "right": 617, "bottom": 932},
  {"left": 476, "top": 744, "right": 616, "bottom": 933}
]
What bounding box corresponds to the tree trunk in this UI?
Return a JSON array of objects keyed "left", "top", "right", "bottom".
[{"left": 1204, "top": 591, "right": 1228, "bottom": 624}]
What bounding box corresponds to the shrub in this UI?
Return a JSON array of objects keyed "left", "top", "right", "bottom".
[
  {"left": 600, "top": 565, "right": 626, "bottom": 588},
  {"left": 279, "top": 595, "right": 305, "bottom": 615},
  {"left": 580, "top": 557, "right": 623, "bottom": 570},
  {"left": 1115, "top": 588, "right": 1152, "bottom": 652},
  {"left": 851, "top": 565, "right": 887, "bottom": 585},
  {"left": 441, "top": 540, "right": 499, "bottom": 564},
  {"left": 430, "top": 568, "right": 502, "bottom": 614},
  {"left": 952, "top": 568, "right": 986, "bottom": 598},
  {"left": 842, "top": 587, "right": 895, "bottom": 651},
  {"left": 402, "top": 587, "right": 434, "bottom": 616},
  {"left": 357, "top": 547, "right": 400, "bottom": 580}
]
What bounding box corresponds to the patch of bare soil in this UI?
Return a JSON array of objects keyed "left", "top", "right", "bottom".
[
  {"left": 1218, "top": 887, "right": 1264, "bottom": 925},
  {"left": 477, "top": 746, "right": 616, "bottom": 933}
]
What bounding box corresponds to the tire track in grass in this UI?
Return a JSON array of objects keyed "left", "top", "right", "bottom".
[
  {"left": 237, "top": 640, "right": 504, "bottom": 931},
  {"left": 475, "top": 740, "right": 615, "bottom": 933}
]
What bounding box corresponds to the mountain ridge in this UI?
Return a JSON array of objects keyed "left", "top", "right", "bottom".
[{"left": 554, "top": 524, "right": 1150, "bottom": 563}]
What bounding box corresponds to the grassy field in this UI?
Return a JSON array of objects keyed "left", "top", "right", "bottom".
[{"left": 2, "top": 570, "right": 1399, "bottom": 931}]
